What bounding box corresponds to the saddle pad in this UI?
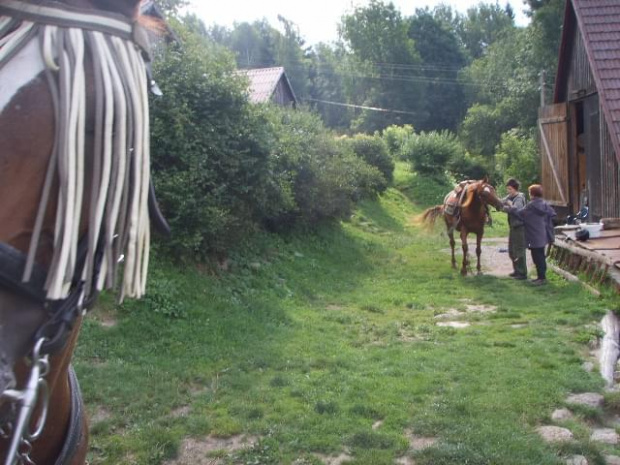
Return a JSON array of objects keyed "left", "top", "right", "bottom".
[{"left": 444, "top": 191, "right": 459, "bottom": 216}]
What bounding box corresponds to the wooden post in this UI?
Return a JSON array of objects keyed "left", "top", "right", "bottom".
[{"left": 600, "top": 311, "right": 620, "bottom": 388}]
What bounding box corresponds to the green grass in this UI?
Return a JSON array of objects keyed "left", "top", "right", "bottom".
[{"left": 76, "top": 164, "right": 617, "bottom": 464}]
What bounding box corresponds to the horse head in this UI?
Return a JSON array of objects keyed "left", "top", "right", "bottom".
[
  {"left": 469, "top": 179, "right": 504, "bottom": 211},
  {"left": 0, "top": 0, "right": 157, "bottom": 462}
]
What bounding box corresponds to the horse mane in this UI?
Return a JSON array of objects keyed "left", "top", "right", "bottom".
[{"left": 460, "top": 181, "right": 481, "bottom": 208}]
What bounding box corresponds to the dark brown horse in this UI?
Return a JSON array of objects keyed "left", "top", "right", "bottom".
[
  {"left": 421, "top": 178, "right": 504, "bottom": 276},
  {"left": 0, "top": 1, "right": 162, "bottom": 463}
]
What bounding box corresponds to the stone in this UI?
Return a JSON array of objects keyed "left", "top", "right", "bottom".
[
  {"left": 436, "top": 321, "right": 470, "bottom": 329},
  {"left": 566, "top": 456, "right": 588, "bottom": 465},
  {"left": 552, "top": 408, "right": 574, "bottom": 422},
  {"left": 565, "top": 393, "right": 604, "bottom": 408},
  {"left": 604, "top": 455, "right": 620, "bottom": 465},
  {"left": 591, "top": 428, "right": 620, "bottom": 445},
  {"left": 536, "top": 426, "right": 574, "bottom": 443},
  {"left": 582, "top": 361, "right": 595, "bottom": 372}
]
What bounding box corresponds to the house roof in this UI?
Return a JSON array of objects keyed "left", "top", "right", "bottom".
[
  {"left": 554, "top": 0, "right": 620, "bottom": 160},
  {"left": 237, "top": 67, "right": 297, "bottom": 104}
]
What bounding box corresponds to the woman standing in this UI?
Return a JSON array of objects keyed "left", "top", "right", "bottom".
[{"left": 504, "top": 184, "right": 556, "bottom": 285}]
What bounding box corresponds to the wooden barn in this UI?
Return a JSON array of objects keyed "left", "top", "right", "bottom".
[
  {"left": 539, "top": 0, "right": 620, "bottom": 220},
  {"left": 237, "top": 67, "right": 298, "bottom": 108}
]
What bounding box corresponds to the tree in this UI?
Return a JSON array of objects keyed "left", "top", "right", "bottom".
[
  {"left": 339, "top": 0, "right": 426, "bottom": 132},
  {"left": 307, "top": 43, "right": 353, "bottom": 129},
  {"left": 274, "top": 16, "right": 310, "bottom": 100},
  {"left": 408, "top": 8, "right": 468, "bottom": 131},
  {"left": 455, "top": 2, "right": 516, "bottom": 60}
]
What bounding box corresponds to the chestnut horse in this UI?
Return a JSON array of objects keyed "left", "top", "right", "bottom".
[
  {"left": 0, "top": 1, "right": 163, "bottom": 463},
  {"left": 421, "top": 178, "right": 504, "bottom": 276}
]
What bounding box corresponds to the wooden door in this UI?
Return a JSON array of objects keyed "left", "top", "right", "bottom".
[{"left": 538, "top": 103, "right": 570, "bottom": 207}]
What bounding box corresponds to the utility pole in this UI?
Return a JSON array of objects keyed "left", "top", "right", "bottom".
[{"left": 539, "top": 70, "right": 547, "bottom": 107}]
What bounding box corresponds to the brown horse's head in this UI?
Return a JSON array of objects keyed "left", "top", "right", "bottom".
[
  {"left": 0, "top": 0, "right": 154, "bottom": 462},
  {"left": 462, "top": 177, "right": 504, "bottom": 211}
]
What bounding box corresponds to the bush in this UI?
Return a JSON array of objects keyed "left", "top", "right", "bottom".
[
  {"left": 495, "top": 129, "right": 540, "bottom": 189},
  {"left": 447, "top": 152, "right": 488, "bottom": 181},
  {"left": 381, "top": 124, "right": 414, "bottom": 159},
  {"left": 347, "top": 134, "right": 394, "bottom": 190},
  {"left": 265, "top": 109, "right": 385, "bottom": 230},
  {"left": 150, "top": 24, "right": 275, "bottom": 258},
  {"left": 403, "top": 130, "right": 463, "bottom": 176}
]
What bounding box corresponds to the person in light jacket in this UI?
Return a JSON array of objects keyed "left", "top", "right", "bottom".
[
  {"left": 502, "top": 178, "right": 527, "bottom": 280},
  {"left": 504, "top": 184, "right": 556, "bottom": 285}
]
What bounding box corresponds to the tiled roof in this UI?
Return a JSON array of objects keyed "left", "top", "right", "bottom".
[
  {"left": 563, "top": 0, "right": 620, "bottom": 159},
  {"left": 237, "top": 67, "right": 288, "bottom": 104}
]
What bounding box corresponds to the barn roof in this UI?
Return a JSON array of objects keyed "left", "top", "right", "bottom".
[
  {"left": 554, "top": 0, "right": 620, "bottom": 159},
  {"left": 237, "top": 67, "right": 297, "bottom": 105}
]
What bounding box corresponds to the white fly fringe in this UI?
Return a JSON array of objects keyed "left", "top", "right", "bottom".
[{"left": 0, "top": 18, "right": 150, "bottom": 302}]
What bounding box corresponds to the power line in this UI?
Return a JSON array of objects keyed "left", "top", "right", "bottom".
[{"left": 303, "top": 98, "right": 421, "bottom": 115}]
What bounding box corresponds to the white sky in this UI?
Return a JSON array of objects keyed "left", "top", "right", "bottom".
[{"left": 184, "top": 0, "right": 531, "bottom": 46}]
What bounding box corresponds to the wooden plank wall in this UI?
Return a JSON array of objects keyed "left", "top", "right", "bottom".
[
  {"left": 568, "top": 28, "right": 597, "bottom": 97},
  {"left": 601, "top": 117, "right": 620, "bottom": 217}
]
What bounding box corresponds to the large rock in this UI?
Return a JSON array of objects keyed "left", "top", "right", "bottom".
[
  {"left": 537, "top": 426, "right": 574, "bottom": 443},
  {"left": 565, "top": 393, "right": 604, "bottom": 408},
  {"left": 566, "top": 456, "right": 588, "bottom": 465},
  {"left": 591, "top": 428, "right": 620, "bottom": 444},
  {"left": 605, "top": 456, "right": 620, "bottom": 465},
  {"left": 552, "top": 408, "right": 574, "bottom": 422}
]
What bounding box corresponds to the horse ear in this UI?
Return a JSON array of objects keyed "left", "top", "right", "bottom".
[{"left": 482, "top": 175, "right": 489, "bottom": 183}]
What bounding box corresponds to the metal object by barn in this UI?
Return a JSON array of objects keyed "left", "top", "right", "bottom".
[
  {"left": 539, "top": 0, "right": 620, "bottom": 220},
  {"left": 237, "top": 67, "right": 298, "bottom": 108}
]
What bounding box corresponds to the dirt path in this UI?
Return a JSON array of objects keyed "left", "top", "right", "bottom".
[{"left": 445, "top": 237, "right": 535, "bottom": 278}]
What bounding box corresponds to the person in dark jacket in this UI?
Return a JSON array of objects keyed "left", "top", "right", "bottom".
[
  {"left": 504, "top": 184, "right": 556, "bottom": 285},
  {"left": 502, "top": 178, "right": 527, "bottom": 279}
]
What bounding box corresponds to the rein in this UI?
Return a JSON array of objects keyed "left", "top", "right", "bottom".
[{"left": 0, "top": 1, "right": 159, "bottom": 463}]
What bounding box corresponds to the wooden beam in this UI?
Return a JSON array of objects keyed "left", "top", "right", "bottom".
[{"left": 548, "top": 263, "right": 600, "bottom": 296}]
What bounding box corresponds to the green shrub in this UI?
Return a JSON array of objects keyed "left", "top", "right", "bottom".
[
  {"left": 150, "top": 25, "right": 274, "bottom": 258},
  {"left": 495, "top": 129, "right": 540, "bottom": 188},
  {"left": 381, "top": 124, "right": 414, "bottom": 159},
  {"left": 347, "top": 133, "right": 394, "bottom": 190},
  {"left": 447, "top": 152, "right": 488, "bottom": 181},
  {"left": 265, "top": 109, "right": 385, "bottom": 230},
  {"left": 403, "top": 130, "right": 463, "bottom": 176}
]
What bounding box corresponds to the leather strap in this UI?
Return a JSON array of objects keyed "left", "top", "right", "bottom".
[
  {"left": 53, "top": 366, "right": 85, "bottom": 465},
  {"left": 0, "top": 243, "right": 48, "bottom": 304}
]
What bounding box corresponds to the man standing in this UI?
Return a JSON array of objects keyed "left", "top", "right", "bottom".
[{"left": 503, "top": 179, "right": 527, "bottom": 280}]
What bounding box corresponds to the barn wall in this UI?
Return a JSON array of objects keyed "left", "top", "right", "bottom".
[
  {"left": 600, "top": 117, "right": 620, "bottom": 218},
  {"left": 566, "top": 28, "right": 597, "bottom": 100},
  {"left": 272, "top": 80, "right": 295, "bottom": 107}
]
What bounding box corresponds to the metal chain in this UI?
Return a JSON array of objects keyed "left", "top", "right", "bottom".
[{"left": 0, "top": 338, "right": 50, "bottom": 465}]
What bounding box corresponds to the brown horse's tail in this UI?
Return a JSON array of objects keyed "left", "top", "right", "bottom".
[{"left": 415, "top": 205, "right": 444, "bottom": 229}]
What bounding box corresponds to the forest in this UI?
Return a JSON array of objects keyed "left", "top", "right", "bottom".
[{"left": 149, "top": 0, "right": 565, "bottom": 259}]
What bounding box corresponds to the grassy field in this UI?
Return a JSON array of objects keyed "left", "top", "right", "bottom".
[{"left": 76, "top": 165, "right": 618, "bottom": 464}]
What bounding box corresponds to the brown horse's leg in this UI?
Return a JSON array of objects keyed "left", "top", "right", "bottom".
[
  {"left": 476, "top": 232, "right": 483, "bottom": 274},
  {"left": 460, "top": 229, "right": 469, "bottom": 276},
  {"left": 448, "top": 229, "right": 457, "bottom": 269}
]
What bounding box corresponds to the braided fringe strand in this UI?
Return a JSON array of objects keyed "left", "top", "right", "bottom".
[{"left": 0, "top": 18, "right": 150, "bottom": 301}]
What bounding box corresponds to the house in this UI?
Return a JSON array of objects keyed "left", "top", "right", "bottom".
[
  {"left": 237, "top": 67, "right": 297, "bottom": 108},
  {"left": 539, "top": 0, "right": 620, "bottom": 220}
]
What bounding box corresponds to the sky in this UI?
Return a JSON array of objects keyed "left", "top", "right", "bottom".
[{"left": 184, "top": 0, "right": 531, "bottom": 46}]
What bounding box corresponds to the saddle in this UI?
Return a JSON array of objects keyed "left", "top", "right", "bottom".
[{"left": 444, "top": 180, "right": 474, "bottom": 216}]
